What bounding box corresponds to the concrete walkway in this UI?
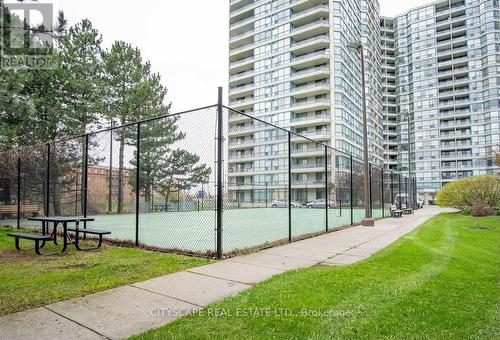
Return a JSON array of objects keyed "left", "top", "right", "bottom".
[{"left": 0, "top": 206, "right": 452, "bottom": 339}]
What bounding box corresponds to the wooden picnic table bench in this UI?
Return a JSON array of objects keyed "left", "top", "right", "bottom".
[{"left": 1, "top": 204, "right": 39, "bottom": 219}]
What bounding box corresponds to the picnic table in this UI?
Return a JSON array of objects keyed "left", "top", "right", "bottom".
[
  {"left": 8, "top": 216, "right": 111, "bottom": 255},
  {"left": 28, "top": 216, "right": 95, "bottom": 252},
  {"left": 151, "top": 203, "right": 170, "bottom": 212}
]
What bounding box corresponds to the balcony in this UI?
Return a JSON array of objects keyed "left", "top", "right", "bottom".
[
  {"left": 228, "top": 114, "right": 253, "bottom": 124},
  {"left": 230, "top": 96, "right": 255, "bottom": 110},
  {"left": 457, "top": 162, "right": 473, "bottom": 169},
  {"left": 437, "top": 66, "right": 468, "bottom": 77},
  {"left": 230, "top": 29, "right": 254, "bottom": 46},
  {"left": 291, "top": 50, "right": 330, "bottom": 69},
  {"left": 230, "top": 15, "right": 255, "bottom": 31},
  {"left": 228, "top": 139, "right": 255, "bottom": 148},
  {"left": 292, "top": 163, "right": 331, "bottom": 170},
  {"left": 291, "top": 4, "right": 329, "bottom": 24},
  {"left": 229, "top": 56, "right": 255, "bottom": 75},
  {"left": 291, "top": 112, "right": 328, "bottom": 121},
  {"left": 441, "top": 163, "right": 457, "bottom": 169},
  {"left": 230, "top": 0, "right": 253, "bottom": 9},
  {"left": 291, "top": 65, "right": 330, "bottom": 83},
  {"left": 456, "top": 140, "right": 472, "bottom": 147},
  {"left": 291, "top": 146, "right": 324, "bottom": 155},
  {"left": 229, "top": 69, "right": 254, "bottom": 84},
  {"left": 229, "top": 83, "right": 255, "bottom": 98},
  {"left": 292, "top": 128, "right": 331, "bottom": 140},
  {"left": 230, "top": 55, "right": 255, "bottom": 67},
  {"left": 229, "top": 153, "right": 255, "bottom": 161},
  {"left": 228, "top": 123, "right": 255, "bottom": 135},
  {"left": 228, "top": 167, "right": 254, "bottom": 175},
  {"left": 291, "top": 19, "right": 329, "bottom": 41},
  {"left": 441, "top": 153, "right": 457, "bottom": 159},
  {"left": 291, "top": 180, "right": 326, "bottom": 186},
  {"left": 230, "top": 41, "right": 255, "bottom": 57},
  {"left": 230, "top": 1, "right": 257, "bottom": 18},
  {"left": 441, "top": 173, "right": 457, "bottom": 180},
  {"left": 291, "top": 34, "right": 330, "bottom": 55},
  {"left": 292, "top": 34, "right": 329, "bottom": 47},
  {"left": 290, "top": 81, "right": 330, "bottom": 97},
  {"left": 290, "top": 98, "right": 330, "bottom": 113}
]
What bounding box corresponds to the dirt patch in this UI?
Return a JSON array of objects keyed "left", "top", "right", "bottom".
[
  {"left": 470, "top": 226, "right": 492, "bottom": 231},
  {"left": 0, "top": 250, "right": 27, "bottom": 261},
  {"left": 49, "top": 263, "right": 97, "bottom": 270}
]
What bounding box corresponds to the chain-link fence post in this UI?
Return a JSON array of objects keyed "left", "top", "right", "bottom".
[
  {"left": 390, "top": 171, "right": 394, "bottom": 205},
  {"left": 414, "top": 178, "right": 418, "bottom": 210},
  {"left": 350, "top": 155, "right": 353, "bottom": 225},
  {"left": 216, "top": 87, "right": 223, "bottom": 259},
  {"left": 405, "top": 176, "right": 408, "bottom": 207},
  {"left": 381, "top": 169, "right": 384, "bottom": 218},
  {"left": 135, "top": 123, "right": 141, "bottom": 247},
  {"left": 108, "top": 122, "right": 114, "bottom": 213},
  {"left": 83, "top": 135, "right": 89, "bottom": 233},
  {"left": 398, "top": 173, "right": 402, "bottom": 209},
  {"left": 324, "top": 145, "right": 328, "bottom": 232},
  {"left": 288, "top": 131, "right": 292, "bottom": 242},
  {"left": 16, "top": 156, "right": 21, "bottom": 229},
  {"left": 369, "top": 163, "right": 372, "bottom": 216},
  {"left": 46, "top": 142, "right": 51, "bottom": 217}
]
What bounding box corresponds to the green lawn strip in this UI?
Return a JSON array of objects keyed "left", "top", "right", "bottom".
[
  {"left": 131, "top": 213, "right": 500, "bottom": 340},
  {"left": 0, "top": 227, "right": 213, "bottom": 316}
]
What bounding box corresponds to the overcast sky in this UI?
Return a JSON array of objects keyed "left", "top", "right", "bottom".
[{"left": 29, "top": 0, "right": 437, "bottom": 111}]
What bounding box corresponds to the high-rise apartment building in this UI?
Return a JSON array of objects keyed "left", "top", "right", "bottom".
[
  {"left": 391, "top": 0, "right": 500, "bottom": 201},
  {"left": 380, "top": 17, "right": 399, "bottom": 172},
  {"left": 228, "top": 0, "right": 383, "bottom": 204},
  {"left": 228, "top": 0, "right": 500, "bottom": 204}
]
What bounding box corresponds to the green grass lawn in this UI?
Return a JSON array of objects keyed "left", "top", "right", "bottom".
[
  {"left": 132, "top": 213, "right": 500, "bottom": 339},
  {"left": 0, "top": 227, "right": 212, "bottom": 316}
]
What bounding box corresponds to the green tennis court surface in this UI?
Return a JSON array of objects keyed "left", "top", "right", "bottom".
[{"left": 11, "top": 207, "right": 384, "bottom": 253}]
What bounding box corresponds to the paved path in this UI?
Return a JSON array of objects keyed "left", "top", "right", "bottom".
[{"left": 0, "top": 206, "right": 453, "bottom": 339}]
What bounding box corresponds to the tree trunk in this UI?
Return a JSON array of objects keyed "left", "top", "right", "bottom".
[
  {"left": 144, "top": 169, "right": 151, "bottom": 204},
  {"left": 52, "top": 184, "right": 61, "bottom": 215},
  {"left": 165, "top": 181, "right": 172, "bottom": 205}
]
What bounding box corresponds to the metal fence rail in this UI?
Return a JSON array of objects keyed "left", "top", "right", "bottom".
[{"left": 0, "top": 88, "right": 417, "bottom": 258}]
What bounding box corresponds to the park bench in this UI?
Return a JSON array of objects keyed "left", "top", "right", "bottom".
[
  {"left": 7, "top": 232, "right": 53, "bottom": 255},
  {"left": 390, "top": 205, "right": 403, "bottom": 218},
  {"left": 66, "top": 227, "right": 111, "bottom": 251},
  {"left": 0, "top": 205, "right": 39, "bottom": 219},
  {"left": 402, "top": 204, "right": 413, "bottom": 215}
]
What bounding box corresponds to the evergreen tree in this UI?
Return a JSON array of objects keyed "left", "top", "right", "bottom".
[
  {"left": 102, "top": 41, "right": 171, "bottom": 213},
  {"left": 128, "top": 117, "right": 185, "bottom": 205},
  {"left": 157, "top": 149, "right": 211, "bottom": 204}
]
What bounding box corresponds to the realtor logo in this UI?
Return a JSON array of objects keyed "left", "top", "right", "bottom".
[{"left": 0, "top": 1, "right": 53, "bottom": 69}]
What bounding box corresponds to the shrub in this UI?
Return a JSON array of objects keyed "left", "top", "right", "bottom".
[
  {"left": 470, "top": 199, "right": 495, "bottom": 217},
  {"left": 436, "top": 175, "right": 500, "bottom": 214}
]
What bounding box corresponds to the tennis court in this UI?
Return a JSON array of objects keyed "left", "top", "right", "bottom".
[
  {"left": 88, "top": 207, "right": 381, "bottom": 252},
  {"left": 5, "top": 207, "right": 384, "bottom": 253}
]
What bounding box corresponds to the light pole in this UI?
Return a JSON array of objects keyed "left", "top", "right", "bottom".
[
  {"left": 404, "top": 112, "right": 412, "bottom": 210},
  {"left": 348, "top": 41, "right": 373, "bottom": 226}
]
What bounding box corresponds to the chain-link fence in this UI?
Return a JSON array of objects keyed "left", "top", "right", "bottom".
[{"left": 0, "top": 92, "right": 417, "bottom": 258}]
